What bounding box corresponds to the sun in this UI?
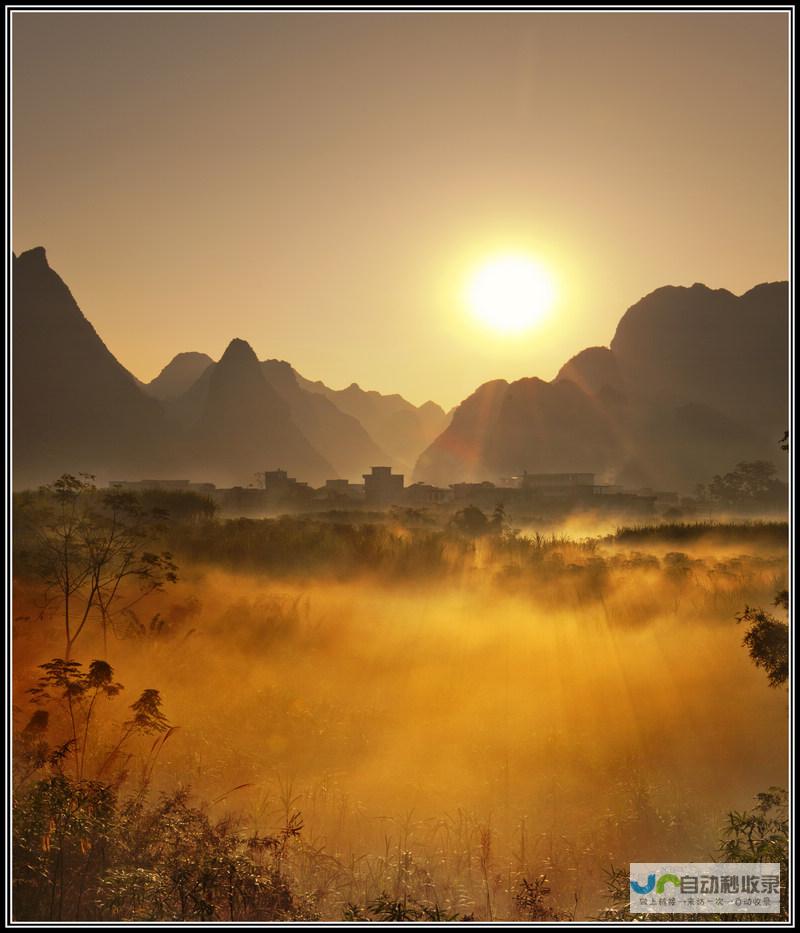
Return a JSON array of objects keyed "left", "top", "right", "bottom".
[{"left": 467, "top": 254, "right": 556, "bottom": 333}]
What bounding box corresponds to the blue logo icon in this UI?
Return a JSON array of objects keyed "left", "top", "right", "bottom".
[{"left": 630, "top": 873, "right": 681, "bottom": 895}]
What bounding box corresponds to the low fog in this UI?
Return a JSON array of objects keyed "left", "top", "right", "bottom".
[{"left": 13, "top": 510, "right": 788, "bottom": 920}]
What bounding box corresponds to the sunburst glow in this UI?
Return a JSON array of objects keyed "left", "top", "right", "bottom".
[{"left": 467, "top": 255, "right": 556, "bottom": 333}]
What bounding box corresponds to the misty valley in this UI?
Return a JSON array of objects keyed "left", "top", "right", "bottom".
[
  {"left": 12, "top": 474, "right": 789, "bottom": 920},
  {"left": 10, "top": 8, "right": 792, "bottom": 926},
  {"left": 9, "top": 242, "right": 790, "bottom": 922}
]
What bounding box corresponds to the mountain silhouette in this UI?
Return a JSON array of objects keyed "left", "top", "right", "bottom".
[
  {"left": 144, "top": 351, "right": 214, "bottom": 400},
  {"left": 12, "top": 247, "right": 169, "bottom": 486},
  {"left": 414, "top": 282, "right": 788, "bottom": 491},
  {"left": 261, "top": 360, "right": 388, "bottom": 482},
  {"left": 144, "top": 354, "right": 428, "bottom": 480},
  {"left": 294, "top": 375, "right": 450, "bottom": 474},
  {"left": 14, "top": 248, "right": 785, "bottom": 495},
  {"left": 609, "top": 282, "right": 787, "bottom": 426},
  {"left": 168, "top": 339, "right": 335, "bottom": 487},
  {"left": 414, "top": 377, "right": 623, "bottom": 485},
  {"left": 13, "top": 248, "right": 439, "bottom": 489},
  {"left": 413, "top": 379, "right": 509, "bottom": 483},
  {"left": 12, "top": 249, "right": 337, "bottom": 488},
  {"left": 556, "top": 346, "right": 623, "bottom": 396}
]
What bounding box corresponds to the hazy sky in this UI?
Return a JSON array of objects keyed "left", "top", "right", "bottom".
[{"left": 12, "top": 11, "right": 790, "bottom": 408}]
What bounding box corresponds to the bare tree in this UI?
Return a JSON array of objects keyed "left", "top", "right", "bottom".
[{"left": 16, "top": 474, "right": 178, "bottom": 658}]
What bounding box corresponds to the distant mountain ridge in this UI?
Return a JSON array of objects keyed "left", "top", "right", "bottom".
[
  {"left": 414, "top": 282, "right": 788, "bottom": 491},
  {"left": 13, "top": 247, "right": 786, "bottom": 493},
  {"left": 294, "top": 374, "right": 450, "bottom": 475},
  {"left": 141, "top": 352, "right": 447, "bottom": 480},
  {"left": 12, "top": 247, "right": 448, "bottom": 488},
  {"left": 260, "top": 360, "right": 389, "bottom": 481}
]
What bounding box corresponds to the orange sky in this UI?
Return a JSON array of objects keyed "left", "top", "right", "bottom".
[{"left": 12, "top": 11, "right": 790, "bottom": 409}]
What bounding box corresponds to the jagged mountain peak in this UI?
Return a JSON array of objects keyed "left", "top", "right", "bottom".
[
  {"left": 15, "top": 245, "right": 49, "bottom": 268},
  {"left": 219, "top": 337, "right": 259, "bottom": 365},
  {"left": 12, "top": 246, "right": 167, "bottom": 486}
]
